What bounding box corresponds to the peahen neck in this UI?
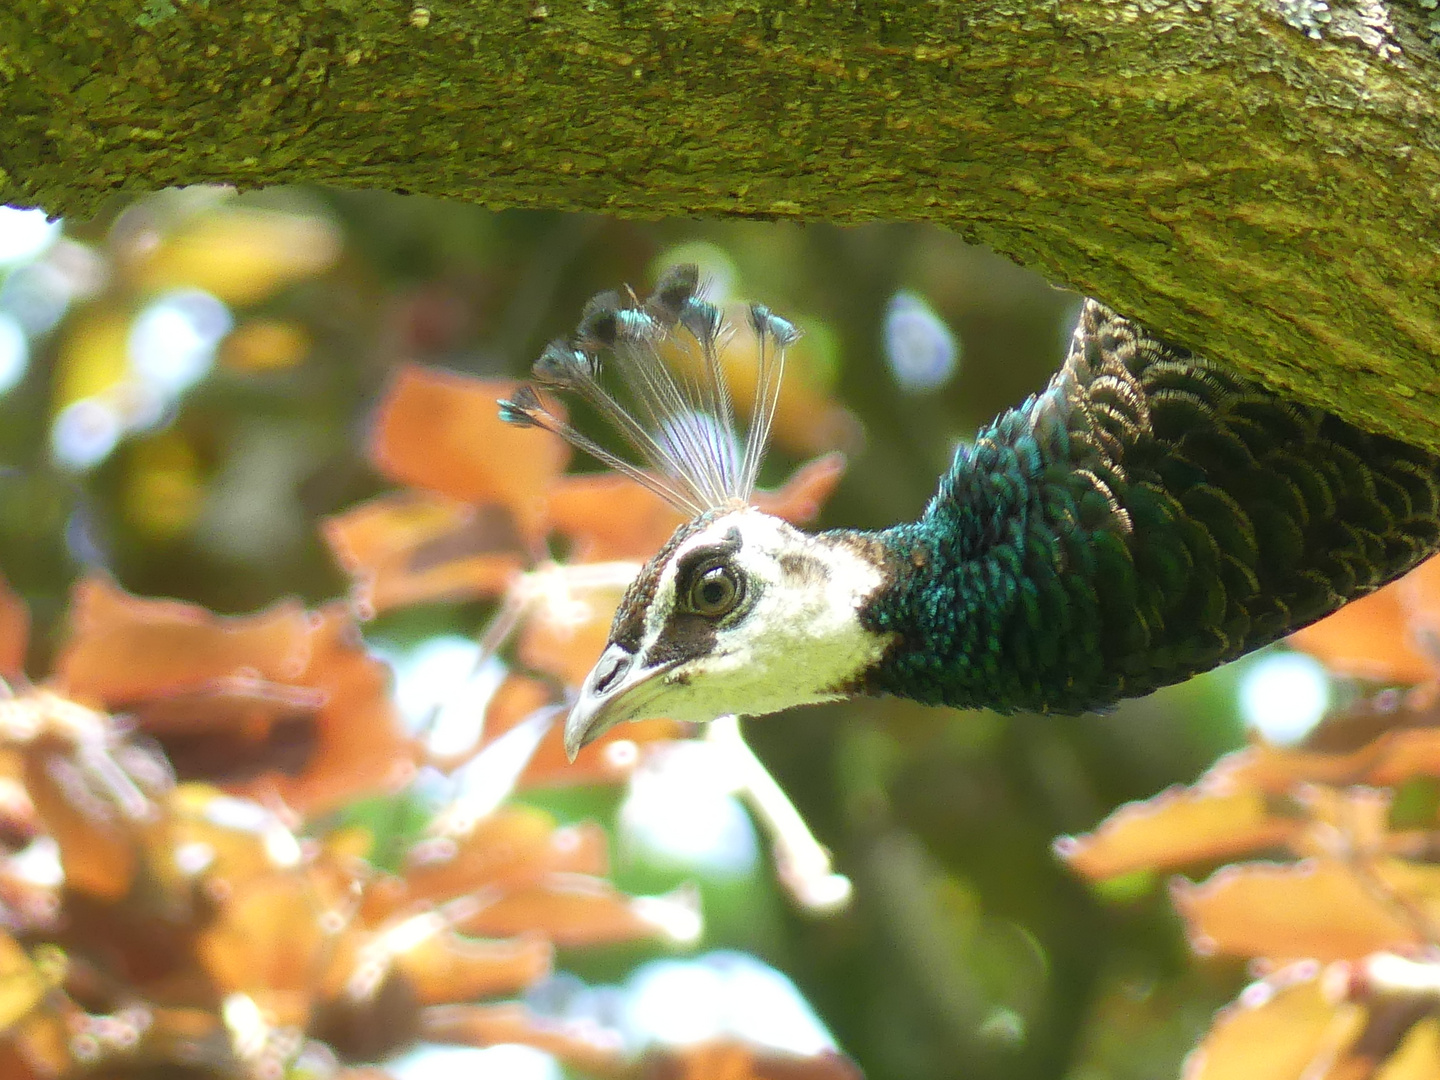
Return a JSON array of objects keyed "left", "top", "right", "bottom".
[{"left": 841, "top": 300, "right": 1440, "bottom": 716}]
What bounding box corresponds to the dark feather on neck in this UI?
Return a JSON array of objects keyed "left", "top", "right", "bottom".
[{"left": 857, "top": 300, "right": 1440, "bottom": 714}]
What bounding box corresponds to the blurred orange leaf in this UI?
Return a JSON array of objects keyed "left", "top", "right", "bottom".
[
  {"left": 521, "top": 717, "right": 681, "bottom": 789},
  {"left": 0, "top": 574, "right": 28, "bottom": 681},
  {"left": 1057, "top": 787, "right": 1301, "bottom": 881},
  {"left": 1064, "top": 713, "right": 1440, "bottom": 887},
  {"left": 324, "top": 491, "right": 524, "bottom": 613},
  {"left": 0, "top": 768, "right": 41, "bottom": 856},
  {"left": 370, "top": 367, "right": 568, "bottom": 543},
  {"left": 458, "top": 876, "right": 691, "bottom": 948},
  {"left": 1210, "top": 730, "right": 1440, "bottom": 797},
  {"left": 1400, "top": 556, "right": 1440, "bottom": 665},
  {"left": 641, "top": 1041, "right": 865, "bottom": 1080},
  {"left": 127, "top": 676, "right": 323, "bottom": 785},
  {"left": 516, "top": 580, "right": 623, "bottom": 688},
  {"left": 547, "top": 474, "right": 687, "bottom": 564},
  {"left": 0, "top": 1043, "right": 41, "bottom": 1080},
  {"left": 2, "top": 1006, "right": 70, "bottom": 1079},
  {"left": 396, "top": 933, "right": 553, "bottom": 1006},
  {"left": 245, "top": 606, "right": 415, "bottom": 816},
  {"left": 1379, "top": 1017, "right": 1440, "bottom": 1080},
  {"left": 1183, "top": 964, "right": 1363, "bottom": 1080},
  {"left": 474, "top": 675, "right": 681, "bottom": 788},
  {"left": 0, "top": 931, "right": 54, "bottom": 1032},
  {"left": 196, "top": 872, "right": 341, "bottom": 1027},
  {"left": 54, "top": 580, "right": 414, "bottom": 816},
  {"left": 1171, "top": 859, "right": 1438, "bottom": 962},
  {"left": 482, "top": 675, "right": 553, "bottom": 743},
  {"left": 147, "top": 784, "right": 304, "bottom": 901},
  {"left": 752, "top": 452, "right": 848, "bottom": 525},
  {"left": 403, "top": 805, "right": 608, "bottom": 903},
  {"left": 54, "top": 576, "right": 313, "bottom": 704},
  {"left": 22, "top": 746, "right": 140, "bottom": 902},
  {"left": 1184, "top": 955, "right": 1440, "bottom": 1080}
]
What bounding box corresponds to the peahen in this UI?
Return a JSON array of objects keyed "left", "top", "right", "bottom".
[{"left": 499, "top": 265, "right": 1440, "bottom": 758}]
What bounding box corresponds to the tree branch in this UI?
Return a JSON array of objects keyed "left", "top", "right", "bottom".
[{"left": 4, "top": 1, "right": 1438, "bottom": 446}]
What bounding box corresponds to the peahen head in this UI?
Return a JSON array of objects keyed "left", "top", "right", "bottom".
[
  {"left": 566, "top": 506, "right": 893, "bottom": 756},
  {"left": 499, "top": 265, "right": 894, "bottom": 758}
]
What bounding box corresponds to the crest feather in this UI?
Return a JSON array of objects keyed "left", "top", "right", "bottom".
[{"left": 498, "top": 264, "right": 797, "bottom": 516}]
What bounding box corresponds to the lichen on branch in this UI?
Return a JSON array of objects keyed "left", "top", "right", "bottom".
[{"left": 2, "top": 0, "right": 1438, "bottom": 449}]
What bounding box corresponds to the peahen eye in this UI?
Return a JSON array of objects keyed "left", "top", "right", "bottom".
[{"left": 688, "top": 563, "right": 743, "bottom": 617}]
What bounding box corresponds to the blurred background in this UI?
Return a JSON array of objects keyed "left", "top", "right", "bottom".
[{"left": 0, "top": 189, "right": 1334, "bottom": 1080}]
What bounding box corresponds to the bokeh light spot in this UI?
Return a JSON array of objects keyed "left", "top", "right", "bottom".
[
  {"left": 1, "top": 260, "right": 75, "bottom": 336},
  {"left": 624, "top": 952, "right": 836, "bottom": 1056},
  {"left": 621, "top": 742, "right": 759, "bottom": 877},
  {"left": 1239, "top": 650, "right": 1331, "bottom": 745},
  {"left": 385, "top": 1042, "right": 561, "bottom": 1080},
  {"left": 0, "top": 312, "right": 28, "bottom": 393},
  {"left": 51, "top": 397, "right": 123, "bottom": 470},
  {"left": 884, "top": 290, "right": 959, "bottom": 392},
  {"left": 128, "top": 288, "right": 232, "bottom": 396},
  {"left": 0, "top": 206, "right": 61, "bottom": 265},
  {"left": 387, "top": 636, "right": 504, "bottom": 758}
]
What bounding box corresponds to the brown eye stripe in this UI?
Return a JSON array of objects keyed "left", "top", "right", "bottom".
[
  {"left": 647, "top": 610, "right": 721, "bottom": 668},
  {"left": 648, "top": 528, "right": 751, "bottom": 667},
  {"left": 609, "top": 519, "right": 709, "bottom": 652}
]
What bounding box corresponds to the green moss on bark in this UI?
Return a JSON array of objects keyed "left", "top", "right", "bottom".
[{"left": 3, "top": 0, "right": 1439, "bottom": 449}]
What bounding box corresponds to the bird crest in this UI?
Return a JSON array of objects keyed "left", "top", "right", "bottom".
[{"left": 498, "top": 264, "right": 800, "bottom": 517}]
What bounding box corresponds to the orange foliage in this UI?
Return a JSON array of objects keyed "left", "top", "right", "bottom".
[
  {"left": 640, "top": 1042, "right": 865, "bottom": 1080},
  {"left": 546, "top": 474, "right": 689, "bottom": 565},
  {"left": 370, "top": 367, "right": 569, "bottom": 543},
  {"left": 0, "top": 670, "right": 688, "bottom": 1076},
  {"left": 53, "top": 576, "right": 414, "bottom": 816},
  {"left": 55, "top": 576, "right": 314, "bottom": 702},
  {"left": 399, "top": 806, "right": 609, "bottom": 904},
  {"left": 0, "top": 346, "right": 859, "bottom": 1078},
  {"left": 324, "top": 491, "right": 525, "bottom": 611},
  {"left": 0, "top": 574, "right": 28, "bottom": 681},
  {"left": 1059, "top": 554, "right": 1440, "bottom": 1080}
]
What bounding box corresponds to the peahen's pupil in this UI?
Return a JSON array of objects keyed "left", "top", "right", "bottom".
[{"left": 690, "top": 565, "right": 739, "bottom": 615}]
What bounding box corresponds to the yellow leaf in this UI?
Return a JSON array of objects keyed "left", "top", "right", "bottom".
[
  {"left": 1184, "top": 965, "right": 1364, "bottom": 1080},
  {"left": 0, "top": 932, "right": 55, "bottom": 1033},
  {"left": 131, "top": 209, "right": 340, "bottom": 305},
  {"left": 55, "top": 308, "right": 130, "bottom": 408},
  {"left": 1377, "top": 1017, "right": 1440, "bottom": 1080},
  {"left": 220, "top": 319, "right": 311, "bottom": 372}
]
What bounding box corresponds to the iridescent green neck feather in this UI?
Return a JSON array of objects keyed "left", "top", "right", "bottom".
[{"left": 856, "top": 301, "right": 1440, "bottom": 714}]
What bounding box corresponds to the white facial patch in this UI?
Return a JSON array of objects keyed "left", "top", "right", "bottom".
[{"left": 625, "top": 508, "right": 895, "bottom": 724}]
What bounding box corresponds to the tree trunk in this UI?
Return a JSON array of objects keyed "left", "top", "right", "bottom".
[{"left": 4, "top": 1, "right": 1438, "bottom": 447}]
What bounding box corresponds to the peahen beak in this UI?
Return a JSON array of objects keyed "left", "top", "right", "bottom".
[{"left": 564, "top": 643, "right": 669, "bottom": 761}]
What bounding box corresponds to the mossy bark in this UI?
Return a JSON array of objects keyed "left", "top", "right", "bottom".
[{"left": 3, "top": 0, "right": 1439, "bottom": 448}]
